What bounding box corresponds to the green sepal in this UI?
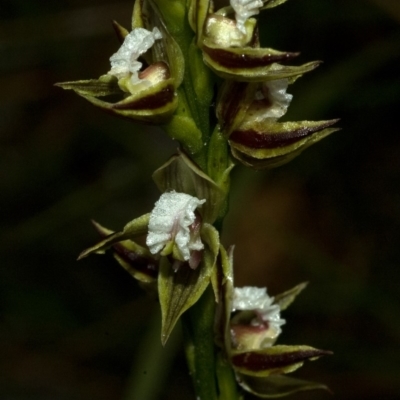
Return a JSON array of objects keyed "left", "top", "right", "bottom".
[
  {"left": 55, "top": 75, "right": 121, "bottom": 97},
  {"left": 229, "top": 120, "right": 340, "bottom": 169},
  {"left": 78, "top": 214, "right": 150, "bottom": 260},
  {"left": 236, "top": 373, "right": 330, "bottom": 398},
  {"left": 274, "top": 282, "right": 308, "bottom": 311},
  {"left": 158, "top": 247, "right": 215, "bottom": 345},
  {"left": 90, "top": 220, "right": 157, "bottom": 283},
  {"left": 188, "top": 0, "right": 211, "bottom": 45},
  {"left": 231, "top": 345, "right": 332, "bottom": 377},
  {"left": 152, "top": 150, "right": 225, "bottom": 223},
  {"left": 202, "top": 39, "right": 320, "bottom": 82}
]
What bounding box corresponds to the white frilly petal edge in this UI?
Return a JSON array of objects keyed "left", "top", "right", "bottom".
[
  {"left": 146, "top": 191, "right": 206, "bottom": 260},
  {"left": 108, "top": 27, "right": 162, "bottom": 83}
]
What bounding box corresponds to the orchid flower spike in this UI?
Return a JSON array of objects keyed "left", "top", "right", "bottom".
[
  {"left": 146, "top": 191, "right": 206, "bottom": 267},
  {"left": 108, "top": 27, "right": 162, "bottom": 85},
  {"left": 230, "top": 0, "right": 264, "bottom": 34}
]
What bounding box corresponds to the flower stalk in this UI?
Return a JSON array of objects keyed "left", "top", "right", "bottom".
[{"left": 58, "top": 0, "right": 338, "bottom": 398}]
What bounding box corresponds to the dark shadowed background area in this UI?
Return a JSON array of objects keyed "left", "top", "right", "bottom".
[{"left": 1, "top": 0, "right": 400, "bottom": 399}]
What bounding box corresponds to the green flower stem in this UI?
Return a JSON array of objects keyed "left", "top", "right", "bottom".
[
  {"left": 182, "top": 286, "right": 219, "bottom": 400},
  {"left": 153, "top": 3, "right": 239, "bottom": 399},
  {"left": 182, "top": 286, "right": 242, "bottom": 400},
  {"left": 216, "top": 353, "right": 243, "bottom": 400}
]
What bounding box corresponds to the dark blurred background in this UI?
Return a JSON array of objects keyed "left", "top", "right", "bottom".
[{"left": 1, "top": 0, "right": 400, "bottom": 399}]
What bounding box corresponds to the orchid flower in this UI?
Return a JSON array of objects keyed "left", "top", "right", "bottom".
[
  {"left": 214, "top": 247, "right": 332, "bottom": 397},
  {"left": 146, "top": 191, "right": 206, "bottom": 269},
  {"left": 108, "top": 27, "right": 163, "bottom": 92},
  {"left": 56, "top": 0, "right": 184, "bottom": 123},
  {"left": 231, "top": 286, "right": 286, "bottom": 350}
]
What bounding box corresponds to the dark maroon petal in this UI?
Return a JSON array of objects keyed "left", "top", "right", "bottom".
[
  {"left": 230, "top": 120, "right": 339, "bottom": 149},
  {"left": 232, "top": 349, "right": 332, "bottom": 372},
  {"left": 203, "top": 46, "right": 299, "bottom": 69},
  {"left": 113, "top": 84, "right": 175, "bottom": 110}
]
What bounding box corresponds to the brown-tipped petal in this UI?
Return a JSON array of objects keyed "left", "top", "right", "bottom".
[
  {"left": 203, "top": 43, "right": 299, "bottom": 70},
  {"left": 229, "top": 120, "right": 340, "bottom": 169},
  {"left": 203, "top": 40, "right": 315, "bottom": 82},
  {"left": 112, "top": 20, "right": 129, "bottom": 43},
  {"left": 236, "top": 373, "right": 331, "bottom": 398},
  {"left": 231, "top": 345, "right": 332, "bottom": 377},
  {"left": 230, "top": 119, "right": 339, "bottom": 149}
]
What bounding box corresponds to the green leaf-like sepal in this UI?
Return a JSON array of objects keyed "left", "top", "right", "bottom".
[
  {"left": 152, "top": 150, "right": 225, "bottom": 223},
  {"left": 56, "top": 75, "right": 121, "bottom": 97},
  {"left": 229, "top": 120, "right": 340, "bottom": 169},
  {"left": 79, "top": 220, "right": 157, "bottom": 284},
  {"left": 78, "top": 214, "right": 150, "bottom": 260},
  {"left": 231, "top": 345, "right": 332, "bottom": 377},
  {"left": 236, "top": 373, "right": 330, "bottom": 398},
  {"left": 274, "top": 282, "right": 308, "bottom": 311}
]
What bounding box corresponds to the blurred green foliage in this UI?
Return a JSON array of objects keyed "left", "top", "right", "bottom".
[{"left": 1, "top": 0, "right": 399, "bottom": 399}]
